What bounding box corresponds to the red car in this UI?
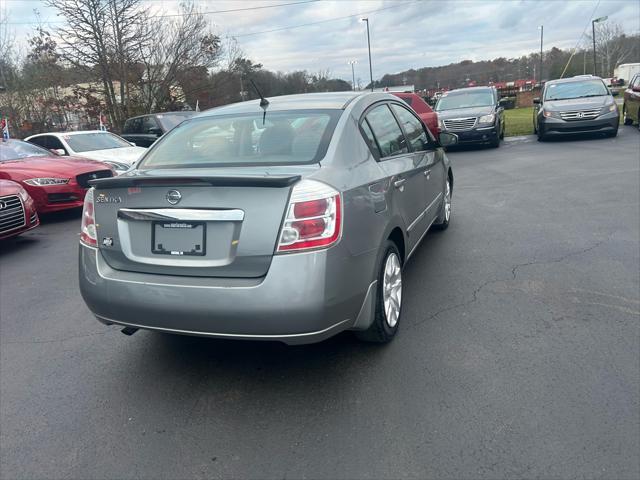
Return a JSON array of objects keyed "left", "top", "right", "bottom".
[
  {"left": 0, "top": 139, "right": 113, "bottom": 214},
  {"left": 0, "top": 179, "right": 40, "bottom": 240},
  {"left": 392, "top": 92, "right": 440, "bottom": 138}
]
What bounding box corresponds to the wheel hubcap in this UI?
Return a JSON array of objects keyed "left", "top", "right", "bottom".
[
  {"left": 382, "top": 253, "right": 402, "bottom": 328},
  {"left": 444, "top": 180, "right": 451, "bottom": 222}
]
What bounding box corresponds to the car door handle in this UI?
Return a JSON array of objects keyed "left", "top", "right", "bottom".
[{"left": 394, "top": 178, "right": 406, "bottom": 189}]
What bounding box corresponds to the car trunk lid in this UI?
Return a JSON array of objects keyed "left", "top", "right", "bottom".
[{"left": 91, "top": 169, "right": 305, "bottom": 278}]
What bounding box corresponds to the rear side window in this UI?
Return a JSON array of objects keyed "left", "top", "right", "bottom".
[
  {"left": 28, "top": 136, "right": 50, "bottom": 149},
  {"left": 139, "top": 109, "right": 341, "bottom": 169},
  {"left": 124, "top": 118, "right": 142, "bottom": 133},
  {"left": 390, "top": 103, "right": 430, "bottom": 152},
  {"left": 360, "top": 119, "right": 381, "bottom": 157},
  {"left": 142, "top": 116, "right": 159, "bottom": 133},
  {"left": 364, "top": 104, "right": 408, "bottom": 158}
]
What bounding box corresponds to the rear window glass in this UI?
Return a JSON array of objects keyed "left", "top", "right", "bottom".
[
  {"left": 66, "top": 133, "right": 131, "bottom": 152},
  {"left": 139, "top": 109, "right": 341, "bottom": 168}
]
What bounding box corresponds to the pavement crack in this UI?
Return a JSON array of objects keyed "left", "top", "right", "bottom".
[
  {"left": 511, "top": 239, "right": 608, "bottom": 280},
  {"left": 410, "top": 278, "right": 501, "bottom": 330}
]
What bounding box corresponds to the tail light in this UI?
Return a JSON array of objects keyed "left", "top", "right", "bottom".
[
  {"left": 277, "top": 179, "right": 342, "bottom": 253},
  {"left": 80, "top": 188, "right": 97, "bottom": 247}
]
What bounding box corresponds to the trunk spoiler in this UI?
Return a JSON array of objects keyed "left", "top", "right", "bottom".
[{"left": 89, "top": 174, "right": 301, "bottom": 189}]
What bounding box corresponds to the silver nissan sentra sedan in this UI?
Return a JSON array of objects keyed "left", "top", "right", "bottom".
[{"left": 79, "top": 92, "right": 457, "bottom": 344}]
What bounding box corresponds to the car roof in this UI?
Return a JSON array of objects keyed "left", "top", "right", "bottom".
[
  {"left": 128, "top": 111, "right": 196, "bottom": 120},
  {"left": 198, "top": 92, "right": 367, "bottom": 116},
  {"left": 28, "top": 130, "right": 115, "bottom": 138}
]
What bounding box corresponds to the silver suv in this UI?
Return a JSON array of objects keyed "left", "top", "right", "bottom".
[{"left": 79, "top": 92, "right": 457, "bottom": 344}]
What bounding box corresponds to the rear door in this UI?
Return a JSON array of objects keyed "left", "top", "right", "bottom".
[
  {"left": 390, "top": 102, "right": 444, "bottom": 230},
  {"left": 363, "top": 103, "right": 429, "bottom": 252}
]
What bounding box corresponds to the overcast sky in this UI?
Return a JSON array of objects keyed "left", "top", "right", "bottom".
[{"left": 2, "top": 0, "right": 639, "bottom": 83}]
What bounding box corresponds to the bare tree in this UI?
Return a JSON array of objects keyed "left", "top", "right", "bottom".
[
  {"left": 588, "top": 21, "right": 636, "bottom": 77},
  {"left": 138, "top": 2, "right": 221, "bottom": 112},
  {"left": 45, "top": 0, "right": 149, "bottom": 128}
]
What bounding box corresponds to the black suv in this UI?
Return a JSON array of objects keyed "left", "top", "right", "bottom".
[
  {"left": 435, "top": 86, "right": 506, "bottom": 148},
  {"left": 121, "top": 111, "right": 196, "bottom": 147},
  {"left": 533, "top": 75, "right": 619, "bottom": 141}
]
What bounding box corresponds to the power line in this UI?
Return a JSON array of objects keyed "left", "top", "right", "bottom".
[
  {"left": 4, "top": 0, "right": 320, "bottom": 25},
  {"left": 560, "top": 0, "right": 601, "bottom": 78},
  {"left": 229, "top": 1, "right": 419, "bottom": 38}
]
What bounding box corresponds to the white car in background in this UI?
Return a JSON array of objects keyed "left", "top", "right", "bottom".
[{"left": 25, "top": 131, "right": 146, "bottom": 174}]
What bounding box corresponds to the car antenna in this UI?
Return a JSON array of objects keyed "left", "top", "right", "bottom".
[{"left": 249, "top": 79, "right": 269, "bottom": 125}]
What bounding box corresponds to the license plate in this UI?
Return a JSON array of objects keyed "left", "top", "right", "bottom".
[{"left": 152, "top": 221, "right": 206, "bottom": 256}]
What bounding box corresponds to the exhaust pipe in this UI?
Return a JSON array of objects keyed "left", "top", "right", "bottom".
[{"left": 121, "top": 326, "right": 139, "bottom": 336}]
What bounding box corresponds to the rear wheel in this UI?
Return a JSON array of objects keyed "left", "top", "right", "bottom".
[
  {"left": 623, "top": 105, "right": 633, "bottom": 125},
  {"left": 355, "top": 241, "right": 402, "bottom": 343},
  {"left": 433, "top": 177, "right": 452, "bottom": 230}
]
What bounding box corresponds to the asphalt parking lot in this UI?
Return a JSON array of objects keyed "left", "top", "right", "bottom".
[{"left": 1, "top": 129, "right": 639, "bottom": 479}]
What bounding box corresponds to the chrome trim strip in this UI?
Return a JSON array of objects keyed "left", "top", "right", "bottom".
[
  {"left": 407, "top": 192, "right": 442, "bottom": 233},
  {"left": 95, "top": 315, "right": 352, "bottom": 341},
  {"left": 118, "top": 208, "right": 244, "bottom": 222},
  {"left": 407, "top": 216, "right": 437, "bottom": 260}
]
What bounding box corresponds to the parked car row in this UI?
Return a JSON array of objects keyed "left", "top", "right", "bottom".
[{"left": 0, "top": 139, "right": 114, "bottom": 239}]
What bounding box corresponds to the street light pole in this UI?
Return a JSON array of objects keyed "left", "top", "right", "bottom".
[
  {"left": 538, "top": 25, "right": 543, "bottom": 84},
  {"left": 591, "top": 16, "right": 608, "bottom": 76},
  {"left": 361, "top": 18, "right": 373, "bottom": 92},
  {"left": 348, "top": 60, "right": 357, "bottom": 91}
]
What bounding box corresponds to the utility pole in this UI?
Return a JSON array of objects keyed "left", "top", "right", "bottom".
[
  {"left": 538, "top": 25, "right": 544, "bottom": 84},
  {"left": 361, "top": 18, "right": 373, "bottom": 92},
  {"left": 592, "top": 16, "right": 608, "bottom": 76},
  {"left": 348, "top": 60, "right": 357, "bottom": 91}
]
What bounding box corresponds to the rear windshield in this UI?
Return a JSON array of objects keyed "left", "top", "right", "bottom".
[
  {"left": 0, "top": 140, "right": 50, "bottom": 161},
  {"left": 544, "top": 79, "right": 609, "bottom": 101},
  {"left": 139, "top": 109, "right": 341, "bottom": 169},
  {"left": 66, "top": 133, "right": 131, "bottom": 152}
]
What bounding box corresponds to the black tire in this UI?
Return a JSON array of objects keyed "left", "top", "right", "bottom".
[
  {"left": 433, "top": 175, "right": 452, "bottom": 231},
  {"left": 499, "top": 122, "right": 505, "bottom": 139},
  {"left": 623, "top": 105, "right": 633, "bottom": 125},
  {"left": 489, "top": 134, "right": 500, "bottom": 148},
  {"left": 537, "top": 128, "right": 546, "bottom": 142},
  {"left": 355, "top": 241, "right": 402, "bottom": 344}
]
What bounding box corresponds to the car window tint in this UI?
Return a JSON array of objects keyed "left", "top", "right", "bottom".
[
  {"left": 28, "top": 136, "right": 50, "bottom": 149},
  {"left": 365, "top": 104, "right": 408, "bottom": 158},
  {"left": 390, "top": 103, "right": 429, "bottom": 152},
  {"left": 360, "top": 119, "right": 381, "bottom": 157},
  {"left": 139, "top": 110, "right": 341, "bottom": 169},
  {"left": 48, "top": 137, "right": 65, "bottom": 150},
  {"left": 142, "top": 116, "right": 158, "bottom": 133}
]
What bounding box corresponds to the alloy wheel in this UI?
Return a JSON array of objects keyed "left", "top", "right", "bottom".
[
  {"left": 382, "top": 252, "right": 402, "bottom": 328},
  {"left": 444, "top": 180, "right": 451, "bottom": 222}
]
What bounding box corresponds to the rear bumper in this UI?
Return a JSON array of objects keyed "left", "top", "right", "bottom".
[
  {"left": 539, "top": 112, "right": 619, "bottom": 136},
  {"left": 79, "top": 244, "right": 375, "bottom": 344}
]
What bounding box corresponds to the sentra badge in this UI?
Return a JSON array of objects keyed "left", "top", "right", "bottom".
[{"left": 96, "top": 193, "right": 122, "bottom": 204}]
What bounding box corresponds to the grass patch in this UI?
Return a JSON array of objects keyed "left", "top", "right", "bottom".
[{"left": 504, "top": 107, "right": 534, "bottom": 137}]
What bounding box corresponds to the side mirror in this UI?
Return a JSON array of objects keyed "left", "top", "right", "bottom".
[
  {"left": 633, "top": 85, "right": 640, "bottom": 93},
  {"left": 50, "top": 148, "right": 66, "bottom": 156},
  {"left": 533, "top": 97, "right": 541, "bottom": 105},
  {"left": 148, "top": 127, "right": 162, "bottom": 137},
  {"left": 439, "top": 132, "right": 458, "bottom": 148}
]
